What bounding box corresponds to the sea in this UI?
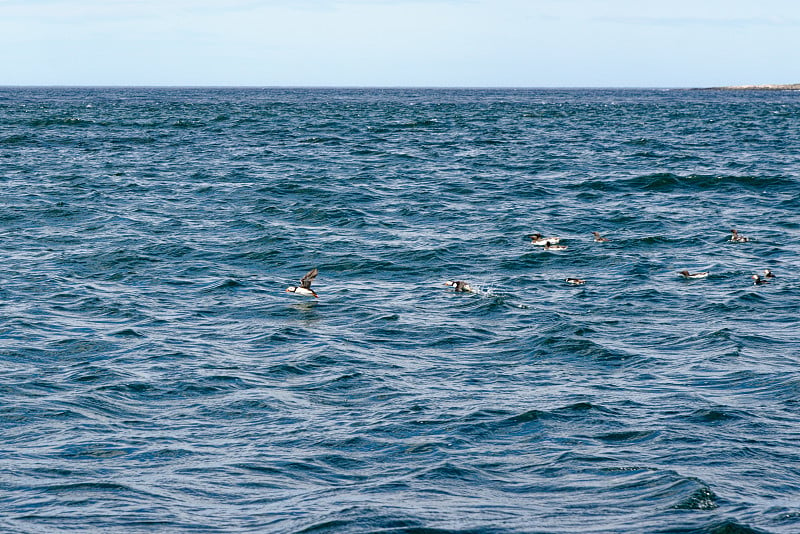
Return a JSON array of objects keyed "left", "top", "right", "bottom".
[{"left": 1, "top": 87, "right": 799, "bottom": 533}]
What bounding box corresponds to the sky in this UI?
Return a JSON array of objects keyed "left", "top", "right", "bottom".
[{"left": 2, "top": 0, "right": 799, "bottom": 87}]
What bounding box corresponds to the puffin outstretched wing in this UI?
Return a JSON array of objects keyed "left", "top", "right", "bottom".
[{"left": 300, "top": 268, "right": 318, "bottom": 289}]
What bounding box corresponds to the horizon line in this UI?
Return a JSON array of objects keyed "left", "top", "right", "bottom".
[
  {"left": 0, "top": 84, "right": 723, "bottom": 90},
  {"left": 2, "top": 83, "right": 796, "bottom": 91}
]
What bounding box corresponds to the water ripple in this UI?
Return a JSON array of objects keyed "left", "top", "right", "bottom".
[{"left": 2, "top": 87, "right": 800, "bottom": 533}]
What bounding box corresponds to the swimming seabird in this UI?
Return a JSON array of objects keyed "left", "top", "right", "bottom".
[
  {"left": 286, "top": 268, "right": 319, "bottom": 298},
  {"left": 592, "top": 232, "right": 610, "bottom": 242},
  {"left": 445, "top": 280, "right": 474, "bottom": 292},
  {"left": 565, "top": 278, "right": 586, "bottom": 285},
  {"left": 529, "top": 233, "right": 560, "bottom": 246},
  {"left": 751, "top": 274, "right": 769, "bottom": 285},
  {"left": 679, "top": 270, "right": 709, "bottom": 279},
  {"left": 730, "top": 229, "right": 750, "bottom": 242},
  {"left": 543, "top": 242, "right": 567, "bottom": 251},
  {"left": 763, "top": 269, "right": 775, "bottom": 279}
]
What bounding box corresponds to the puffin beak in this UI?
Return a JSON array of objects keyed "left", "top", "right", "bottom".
[{"left": 286, "top": 288, "right": 292, "bottom": 292}]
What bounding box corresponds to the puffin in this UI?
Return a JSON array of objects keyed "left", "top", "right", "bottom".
[
  {"left": 751, "top": 274, "right": 769, "bottom": 285},
  {"left": 565, "top": 278, "right": 586, "bottom": 285},
  {"left": 679, "top": 270, "right": 709, "bottom": 279},
  {"left": 286, "top": 268, "right": 319, "bottom": 298},
  {"left": 763, "top": 269, "right": 775, "bottom": 279},
  {"left": 729, "top": 229, "right": 750, "bottom": 242},
  {"left": 592, "top": 232, "right": 610, "bottom": 242},
  {"left": 529, "top": 233, "right": 560, "bottom": 246},
  {"left": 445, "top": 280, "right": 474, "bottom": 293}
]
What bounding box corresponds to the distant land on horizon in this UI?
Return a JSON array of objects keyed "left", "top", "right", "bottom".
[{"left": 708, "top": 83, "right": 800, "bottom": 90}]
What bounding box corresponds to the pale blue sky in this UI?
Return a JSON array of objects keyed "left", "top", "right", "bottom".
[{"left": 2, "top": 0, "right": 799, "bottom": 87}]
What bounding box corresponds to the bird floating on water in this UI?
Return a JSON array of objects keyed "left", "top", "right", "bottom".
[
  {"left": 592, "top": 232, "right": 610, "bottom": 242},
  {"left": 286, "top": 268, "right": 319, "bottom": 298},
  {"left": 763, "top": 269, "right": 775, "bottom": 279},
  {"left": 679, "top": 270, "right": 709, "bottom": 279},
  {"left": 445, "top": 280, "right": 474, "bottom": 292},
  {"left": 529, "top": 233, "right": 560, "bottom": 246},
  {"left": 751, "top": 274, "right": 769, "bottom": 285},
  {"left": 729, "top": 229, "right": 750, "bottom": 242},
  {"left": 565, "top": 278, "right": 586, "bottom": 285},
  {"left": 543, "top": 242, "right": 568, "bottom": 251}
]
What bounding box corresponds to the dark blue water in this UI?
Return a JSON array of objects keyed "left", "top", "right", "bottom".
[{"left": 2, "top": 87, "right": 800, "bottom": 533}]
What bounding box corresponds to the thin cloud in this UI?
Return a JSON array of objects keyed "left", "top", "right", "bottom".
[{"left": 595, "top": 14, "right": 800, "bottom": 27}]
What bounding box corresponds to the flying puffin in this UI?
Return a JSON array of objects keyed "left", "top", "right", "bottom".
[{"left": 286, "top": 268, "right": 319, "bottom": 298}]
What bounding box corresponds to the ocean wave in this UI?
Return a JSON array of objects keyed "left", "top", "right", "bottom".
[
  {"left": 571, "top": 172, "right": 796, "bottom": 193},
  {"left": 2, "top": 87, "right": 799, "bottom": 534}
]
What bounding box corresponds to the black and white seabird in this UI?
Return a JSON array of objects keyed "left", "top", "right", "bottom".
[
  {"left": 679, "top": 270, "right": 709, "bottom": 279},
  {"left": 529, "top": 233, "right": 560, "bottom": 246},
  {"left": 592, "top": 232, "right": 610, "bottom": 242},
  {"left": 730, "top": 229, "right": 750, "bottom": 242},
  {"left": 445, "top": 280, "right": 474, "bottom": 292},
  {"left": 565, "top": 278, "right": 586, "bottom": 285},
  {"left": 286, "top": 268, "right": 319, "bottom": 298}
]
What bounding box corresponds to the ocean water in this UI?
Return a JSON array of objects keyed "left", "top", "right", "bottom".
[{"left": 1, "top": 87, "right": 799, "bottom": 533}]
